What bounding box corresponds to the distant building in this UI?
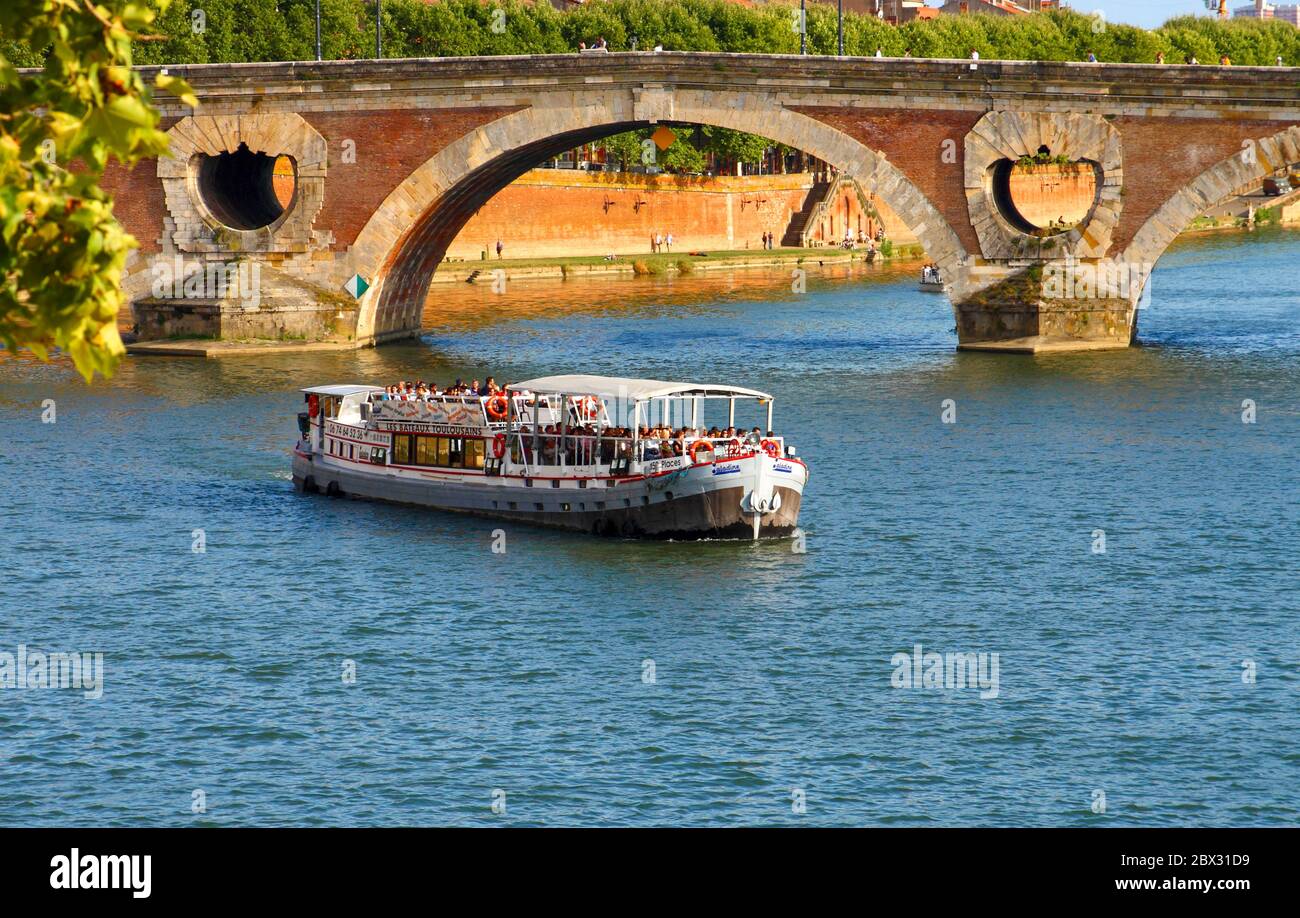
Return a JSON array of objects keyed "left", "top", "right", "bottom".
[
  {"left": 937, "top": 0, "right": 1063, "bottom": 15},
  {"left": 939, "top": 1, "right": 1029, "bottom": 16},
  {"left": 889, "top": 1, "right": 942, "bottom": 23},
  {"left": 1234, "top": 1, "right": 1300, "bottom": 25}
]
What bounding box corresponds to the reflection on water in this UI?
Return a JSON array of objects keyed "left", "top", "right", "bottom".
[
  {"left": 0, "top": 229, "right": 1297, "bottom": 827},
  {"left": 421, "top": 259, "right": 919, "bottom": 333}
]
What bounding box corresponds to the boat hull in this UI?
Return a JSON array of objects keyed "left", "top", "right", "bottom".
[{"left": 292, "top": 451, "right": 803, "bottom": 540}]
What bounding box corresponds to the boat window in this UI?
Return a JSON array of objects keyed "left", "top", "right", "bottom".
[
  {"left": 399, "top": 434, "right": 489, "bottom": 470},
  {"left": 392, "top": 435, "right": 411, "bottom": 465}
]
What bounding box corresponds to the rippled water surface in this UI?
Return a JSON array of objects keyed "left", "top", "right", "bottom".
[{"left": 1, "top": 232, "right": 1297, "bottom": 826}]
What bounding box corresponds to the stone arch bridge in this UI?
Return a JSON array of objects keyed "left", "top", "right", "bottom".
[{"left": 106, "top": 52, "right": 1300, "bottom": 353}]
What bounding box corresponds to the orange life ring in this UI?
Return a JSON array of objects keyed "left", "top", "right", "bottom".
[
  {"left": 492, "top": 433, "right": 506, "bottom": 459},
  {"left": 578, "top": 396, "right": 600, "bottom": 420},
  {"left": 485, "top": 395, "right": 509, "bottom": 420},
  {"left": 760, "top": 438, "right": 779, "bottom": 458},
  {"left": 689, "top": 439, "right": 714, "bottom": 463},
  {"left": 307, "top": 393, "right": 319, "bottom": 418}
]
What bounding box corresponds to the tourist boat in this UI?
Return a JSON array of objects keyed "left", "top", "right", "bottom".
[
  {"left": 919, "top": 265, "right": 945, "bottom": 292},
  {"left": 291, "top": 375, "right": 807, "bottom": 539}
]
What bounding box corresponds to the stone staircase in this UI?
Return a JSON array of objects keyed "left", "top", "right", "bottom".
[
  {"left": 789, "top": 173, "right": 875, "bottom": 248},
  {"left": 781, "top": 177, "right": 833, "bottom": 247}
]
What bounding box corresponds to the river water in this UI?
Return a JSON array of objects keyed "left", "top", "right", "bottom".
[{"left": 1, "top": 232, "right": 1296, "bottom": 826}]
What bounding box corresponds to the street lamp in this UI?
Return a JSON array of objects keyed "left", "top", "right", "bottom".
[
  {"left": 800, "top": 0, "right": 806, "bottom": 55},
  {"left": 315, "top": 0, "right": 321, "bottom": 61},
  {"left": 375, "top": 0, "right": 383, "bottom": 59},
  {"left": 838, "top": 0, "right": 843, "bottom": 57}
]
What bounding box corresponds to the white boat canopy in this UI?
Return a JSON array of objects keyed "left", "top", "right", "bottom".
[
  {"left": 302, "top": 384, "right": 384, "bottom": 397},
  {"left": 510, "top": 374, "right": 771, "bottom": 402}
]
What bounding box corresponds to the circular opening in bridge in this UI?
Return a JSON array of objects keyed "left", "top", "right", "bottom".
[
  {"left": 196, "top": 144, "right": 295, "bottom": 230},
  {"left": 990, "top": 151, "right": 1099, "bottom": 237}
]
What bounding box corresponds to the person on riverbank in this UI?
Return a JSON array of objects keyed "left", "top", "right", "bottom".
[
  {"left": 665, "top": 232, "right": 674, "bottom": 252},
  {"left": 495, "top": 239, "right": 503, "bottom": 258},
  {"left": 653, "top": 232, "right": 662, "bottom": 253}
]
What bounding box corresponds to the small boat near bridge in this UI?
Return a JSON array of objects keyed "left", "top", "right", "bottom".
[{"left": 919, "top": 263, "right": 945, "bottom": 292}]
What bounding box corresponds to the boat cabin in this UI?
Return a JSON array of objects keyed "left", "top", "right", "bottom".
[{"left": 301, "top": 375, "right": 791, "bottom": 481}]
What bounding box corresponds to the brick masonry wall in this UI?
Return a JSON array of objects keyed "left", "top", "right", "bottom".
[
  {"left": 1006, "top": 163, "right": 1096, "bottom": 228},
  {"left": 98, "top": 100, "right": 1300, "bottom": 281},
  {"left": 103, "top": 158, "right": 170, "bottom": 254},
  {"left": 792, "top": 107, "right": 986, "bottom": 254},
  {"left": 297, "top": 108, "right": 523, "bottom": 250},
  {"left": 100, "top": 107, "right": 522, "bottom": 257},
  {"left": 1110, "top": 116, "right": 1300, "bottom": 253},
  {"left": 447, "top": 169, "right": 915, "bottom": 259},
  {"left": 447, "top": 171, "right": 813, "bottom": 258},
  {"left": 809, "top": 182, "right": 865, "bottom": 244}
]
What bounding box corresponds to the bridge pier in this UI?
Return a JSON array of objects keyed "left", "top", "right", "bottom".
[{"left": 950, "top": 262, "right": 1142, "bottom": 354}]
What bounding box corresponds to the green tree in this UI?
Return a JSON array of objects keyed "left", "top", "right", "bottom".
[
  {"left": 701, "top": 126, "right": 769, "bottom": 170},
  {"left": 657, "top": 124, "right": 706, "bottom": 173},
  {"left": 600, "top": 129, "right": 647, "bottom": 171},
  {"left": 0, "top": 0, "right": 195, "bottom": 381}
]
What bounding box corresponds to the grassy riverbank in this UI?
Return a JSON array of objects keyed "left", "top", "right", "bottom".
[{"left": 433, "top": 244, "right": 926, "bottom": 284}]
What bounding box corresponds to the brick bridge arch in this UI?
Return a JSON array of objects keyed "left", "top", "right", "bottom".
[
  {"left": 348, "top": 91, "right": 968, "bottom": 343},
  {"left": 1122, "top": 125, "right": 1300, "bottom": 270}
]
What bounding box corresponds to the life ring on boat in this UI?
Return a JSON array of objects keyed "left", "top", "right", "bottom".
[
  {"left": 689, "top": 439, "right": 714, "bottom": 463},
  {"left": 485, "top": 395, "right": 509, "bottom": 420},
  {"left": 492, "top": 433, "right": 507, "bottom": 459},
  {"left": 577, "top": 396, "right": 600, "bottom": 420},
  {"left": 760, "top": 438, "right": 780, "bottom": 458},
  {"left": 307, "top": 393, "right": 319, "bottom": 418}
]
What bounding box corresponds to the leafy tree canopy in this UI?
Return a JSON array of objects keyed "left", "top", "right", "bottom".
[{"left": 0, "top": 0, "right": 194, "bottom": 380}]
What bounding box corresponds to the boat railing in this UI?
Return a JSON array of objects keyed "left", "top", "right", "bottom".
[{"left": 508, "top": 432, "right": 778, "bottom": 475}]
